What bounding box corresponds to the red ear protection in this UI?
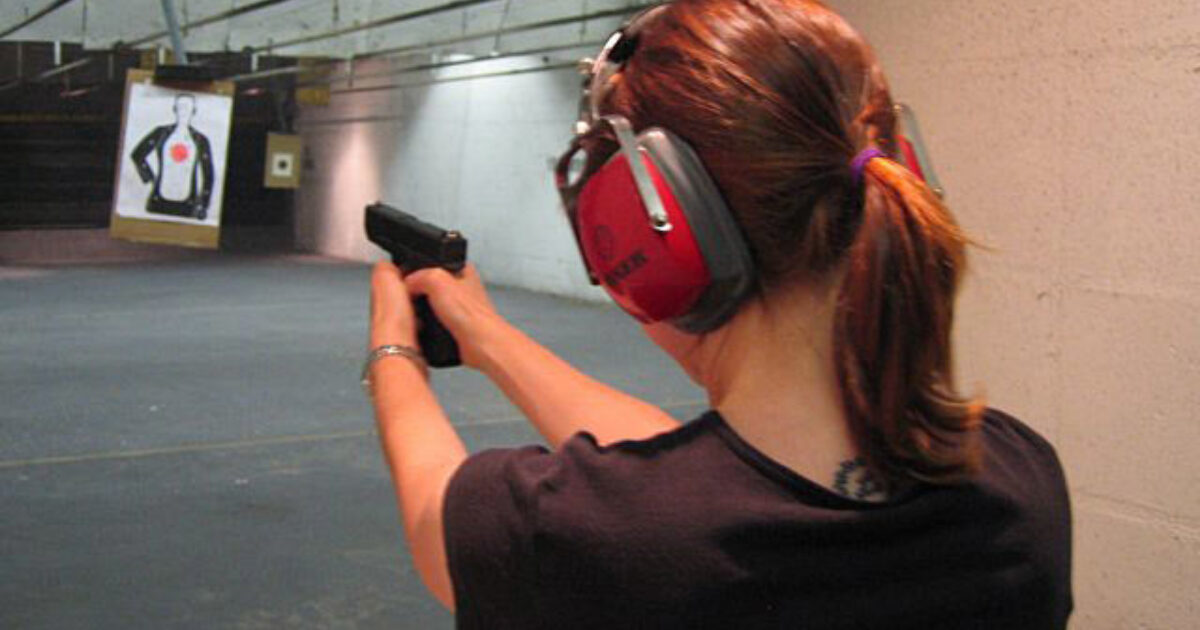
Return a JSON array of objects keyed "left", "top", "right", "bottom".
[
  {"left": 551, "top": 6, "right": 755, "bottom": 333},
  {"left": 555, "top": 9, "right": 940, "bottom": 333},
  {"left": 560, "top": 116, "right": 755, "bottom": 333}
]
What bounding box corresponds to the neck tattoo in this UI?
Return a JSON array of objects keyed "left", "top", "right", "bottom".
[{"left": 832, "top": 457, "right": 889, "bottom": 501}]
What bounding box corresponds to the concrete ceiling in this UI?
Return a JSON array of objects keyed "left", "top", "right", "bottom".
[{"left": 0, "top": 0, "right": 653, "bottom": 60}]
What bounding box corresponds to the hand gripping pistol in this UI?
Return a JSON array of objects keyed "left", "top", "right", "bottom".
[{"left": 365, "top": 202, "right": 467, "bottom": 368}]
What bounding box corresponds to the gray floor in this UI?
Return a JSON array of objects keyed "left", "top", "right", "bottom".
[{"left": 0, "top": 255, "right": 707, "bottom": 629}]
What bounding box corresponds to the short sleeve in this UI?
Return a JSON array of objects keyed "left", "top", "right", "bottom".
[{"left": 442, "top": 445, "right": 558, "bottom": 628}]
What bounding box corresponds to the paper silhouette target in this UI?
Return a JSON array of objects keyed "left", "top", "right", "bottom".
[{"left": 114, "top": 84, "right": 232, "bottom": 226}]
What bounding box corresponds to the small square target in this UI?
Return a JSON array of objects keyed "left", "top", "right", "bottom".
[
  {"left": 264, "top": 133, "right": 302, "bottom": 189},
  {"left": 271, "top": 153, "right": 295, "bottom": 178}
]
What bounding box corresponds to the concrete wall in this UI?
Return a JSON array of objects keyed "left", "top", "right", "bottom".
[
  {"left": 294, "top": 0, "right": 1200, "bottom": 626},
  {"left": 1, "top": 0, "right": 642, "bottom": 59},
  {"left": 293, "top": 52, "right": 608, "bottom": 300},
  {"left": 826, "top": 0, "right": 1200, "bottom": 627}
]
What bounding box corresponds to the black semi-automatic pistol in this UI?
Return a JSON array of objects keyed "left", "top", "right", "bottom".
[{"left": 365, "top": 202, "right": 467, "bottom": 368}]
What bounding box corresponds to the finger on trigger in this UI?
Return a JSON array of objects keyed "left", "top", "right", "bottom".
[{"left": 403, "top": 267, "right": 448, "bottom": 296}]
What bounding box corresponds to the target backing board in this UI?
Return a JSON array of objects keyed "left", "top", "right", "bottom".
[
  {"left": 264, "top": 133, "right": 303, "bottom": 189},
  {"left": 110, "top": 69, "right": 233, "bottom": 249}
]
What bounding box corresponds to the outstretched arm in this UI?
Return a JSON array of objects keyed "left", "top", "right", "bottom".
[
  {"left": 475, "top": 320, "right": 680, "bottom": 448},
  {"left": 405, "top": 266, "right": 679, "bottom": 448},
  {"left": 368, "top": 262, "right": 466, "bottom": 610}
]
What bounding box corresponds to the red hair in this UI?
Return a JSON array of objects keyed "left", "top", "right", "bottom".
[{"left": 606, "top": 0, "right": 982, "bottom": 482}]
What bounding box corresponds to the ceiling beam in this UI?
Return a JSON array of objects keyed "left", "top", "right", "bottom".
[
  {"left": 305, "top": 39, "right": 603, "bottom": 88},
  {"left": 225, "top": 3, "right": 643, "bottom": 83},
  {"left": 361, "top": 5, "right": 637, "bottom": 63},
  {"left": 0, "top": 55, "right": 89, "bottom": 91},
  {"left": 0, "top": 0, "right": 296, "bottom": 91},
  {"left": 0, "top": 0, "right": 79, "bottom": 39},
  {"left": 122, "top": 0, "right": 294, "bottom": 48},
  {"left": 326, "top": 59, "right": 578, "bottom": 97},
  {"left": 244, "top": 0, "right": 500, "bottom": 55},
  {"left": 0, "top": 1, "right": 657, "bottom": 95},
  {"left": 158, "top": 0, "right": 189, "bottom": 64}
]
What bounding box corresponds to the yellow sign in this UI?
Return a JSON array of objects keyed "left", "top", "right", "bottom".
[{"left": 295, "top": 58, "right": 331, "bottom": 106}]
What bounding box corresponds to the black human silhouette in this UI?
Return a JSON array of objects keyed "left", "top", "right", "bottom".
[{"left": 130, "top": 93, "right": 215, "bottom": 220}]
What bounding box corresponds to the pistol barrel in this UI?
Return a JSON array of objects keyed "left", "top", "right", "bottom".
[{"left": 365, "top": 203, "right": 467, "bottom": 272}]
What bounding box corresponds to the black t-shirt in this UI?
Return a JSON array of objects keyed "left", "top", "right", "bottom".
[{"left": 443, "top": 409, "right": 1072, "bottom": 629}]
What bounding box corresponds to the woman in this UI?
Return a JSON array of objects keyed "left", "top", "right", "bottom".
[{"left": 364, "top": 1, "right": 1072, "bottom": 627}]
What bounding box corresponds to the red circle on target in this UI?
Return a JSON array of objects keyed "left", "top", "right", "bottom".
[{"left": 170, "top": 143, "right": 189, "bottom": 163}]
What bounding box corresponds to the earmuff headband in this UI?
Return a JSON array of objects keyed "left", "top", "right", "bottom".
[
  {"left": 606, "top": 116, "right": 673, "bottom": 232},
  {"left": 587, "top": 32, "right": 626, "bottom": 127},
  {"left": 556, "top": 2, "right": 757, "bottom": 333},
  {"left": 576, "top": 5, "right": 668, "bottom": 137}
]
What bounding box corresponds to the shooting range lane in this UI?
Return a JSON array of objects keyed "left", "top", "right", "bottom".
[{"left": 0, "top": 255, "right": 705, "bottom": 630}]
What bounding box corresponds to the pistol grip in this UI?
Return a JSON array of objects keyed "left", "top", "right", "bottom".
[{"left": 414, "top": 296, "right": 461, "bottom": 368}]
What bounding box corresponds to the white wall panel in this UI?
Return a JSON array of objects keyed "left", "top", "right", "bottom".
[
  {"left": 295, "top": 54, "right": 604, "bottom": 300},
  {"left": 828, "top": 0, "right": 1200, "bottom": 627}
]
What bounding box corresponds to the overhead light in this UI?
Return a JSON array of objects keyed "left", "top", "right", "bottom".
[{"left": 60, "top": 85, "right": 98, "bottom": 98}]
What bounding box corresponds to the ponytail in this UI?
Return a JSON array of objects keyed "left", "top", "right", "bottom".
[
  {"left": 834, "top": 157, "right": 982, "bottom": 484},
  {"left": 602, "top": 0, "right": 981, "bottom": 481}
]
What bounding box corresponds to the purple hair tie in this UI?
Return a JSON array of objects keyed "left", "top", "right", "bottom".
[{"left": 851, "top": 148, "right": 886, "bottom": 183}]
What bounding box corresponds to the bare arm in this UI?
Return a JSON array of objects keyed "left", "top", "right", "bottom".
[
  {"left": 475, "top": 320, "right": 678, "bottom": 447},
  {"left": 368, "top": 262, "right": 466, "bottom": 610},
  {"left": 405, "top": 266, "right": 679, "bottom": 448}
]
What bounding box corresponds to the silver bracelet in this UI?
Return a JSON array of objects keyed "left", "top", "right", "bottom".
[{"left": 361, "top": 344, "right": 428, "bottom": 395}]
